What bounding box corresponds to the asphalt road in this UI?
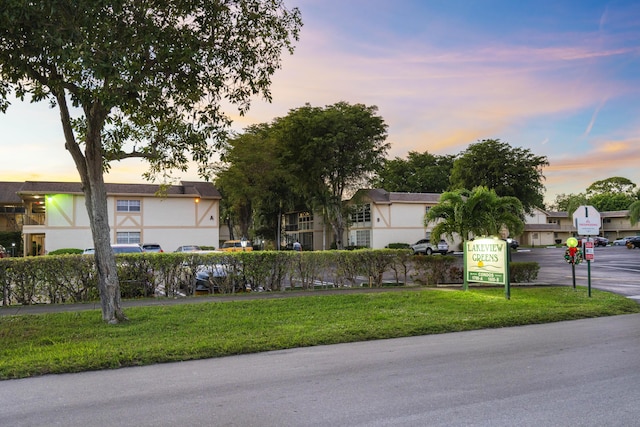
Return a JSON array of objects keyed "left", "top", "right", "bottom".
[
  {"left": 2, "top": 246, "right": 640, "bottom": 426},
  {"left": 2, "top": 314, "right": 640, "bottom": 426}
]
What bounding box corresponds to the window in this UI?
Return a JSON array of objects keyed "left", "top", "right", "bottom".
[
  {"left": 116, "top": 232, "right": 141, "bottom": 244},
  {"left": 351, "top": 204, "right": 371, "bottom": 225},
  {"left": 298, "top": 212, "right": 314, "bottom": 231},
  {"left": 355, "top": 230, "right": 371, "bottom": 247},
  {"left": 116, "top": 199, "right": 141, "bottom": 212}
]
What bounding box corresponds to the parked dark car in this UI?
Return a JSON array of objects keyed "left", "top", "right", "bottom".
[
  {"left": 506, "top": 238, "right": 519, "bottom": 250},
  {"left": 593, "top": 236, "right": 609, "bottom": 247},
  {"left": 82, "top": 244, "right": 143, "bottom": 254},
  {"left": 194, "top": 264, "right": 249, "bottom": 294},
  {"left": 576, "top": 236, "right": 608, "bottom": 247},
  {"left": 626, "top": 236, "right": 640, "bottom": 249},
  {"left": 111, "top": 244, "right": 144, "bottom": 254}
]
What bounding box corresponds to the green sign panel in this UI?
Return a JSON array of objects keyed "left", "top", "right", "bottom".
[
  {"left": 464, "top": 237, "right": 511, "bottom": 298},
  {"left": 467, "top": 271, "right": 505, "bottom": 284}
]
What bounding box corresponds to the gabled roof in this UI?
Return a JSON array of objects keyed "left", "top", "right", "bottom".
[
  {"left": 546, "top": 211, "right": 568, "bottom": 218},
  {"left": 0, "top": 182, "right": 25, "bottom": 204},
  {"left": 359, "top": 189, "right": 441, "bottom": 204},
  {"left": 524, "top": 223, "right": 560, "bottom": 232},
  {"left": 601, "top": 210, "right": 630, "bottom": 218},
  {"left": 546, "top": 210, "right": 630, "bottom": 218},
  {"left": 3, "top": 180, "right": 221, "bottom": 201}
]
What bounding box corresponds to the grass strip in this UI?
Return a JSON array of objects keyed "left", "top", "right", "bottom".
[{"left": 1, "top": 287, "right": 638, "bottom": 379}]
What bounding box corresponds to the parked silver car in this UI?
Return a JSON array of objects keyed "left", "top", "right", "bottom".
[
  {"left": 612, "top": 236, "right": 634, "bottom": 246},
  {"left": 411, "top": 238, "right": 448, "bottom": 255}
]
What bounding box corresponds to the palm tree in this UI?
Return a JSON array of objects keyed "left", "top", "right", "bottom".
[
  {"left": 426, "top": 186, "right": 524, "bottom": 244},
  {"left": 629, "top": 200, "right": 640, "bottom": 225}
]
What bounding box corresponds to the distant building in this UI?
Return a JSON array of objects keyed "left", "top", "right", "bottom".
[
  {"left": 2, "top": 180, "right": 637, "bottom": 254},
  {"left": 346, "top": 189, "right": 452, "bottom": 249},
  {"left": 0, "top": 181, "right": 220, "bottom": 255},
  {"left": 281, "top": 189, "right": 456, "bottom": 250},
  {"left": 521, "top": 207, "right": 640, "bottom": 246}
]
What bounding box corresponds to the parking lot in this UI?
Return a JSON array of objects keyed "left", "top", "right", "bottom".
[{"left": 512, "top": 245, "right": 640, "bottom": 300}]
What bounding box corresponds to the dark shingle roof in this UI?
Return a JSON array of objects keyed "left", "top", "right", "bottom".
[
  {"left": 547, "top": 211, "right": 568, "bottom": 218},
  {"left": 364, "top": 189, "right": 441, "bottom": 204},
  {"left": 524, "top": 223, "right": 560, "bottom": 232},
  {"left": 0, "top": 182, "right": 26, "bottom": 204},
  {"left": 14, "top": 181, "right": 220, "bottom": 200}
]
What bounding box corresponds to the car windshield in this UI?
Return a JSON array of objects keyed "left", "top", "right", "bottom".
[{"left": 112, "top": 245, "right": 142, "bottom": 253}]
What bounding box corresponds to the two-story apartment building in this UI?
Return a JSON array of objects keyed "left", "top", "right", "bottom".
[
  {"left": 4, "top": 181, "right": 639, "bottom": 253},
  {"left": 283, "top": 190, "right": 640, "bottom": 250},
  {"left": 346, "top": 189, "right": 448, "bottom": 249},
  {"left": 2, "top": 181, "right": 221, "bottom": 255},
  {"left": 282, "top": 189, "right": 456, "bottom": 251},
  {"left": 521, "top": 207, "right": 640, "bottom": 246}
]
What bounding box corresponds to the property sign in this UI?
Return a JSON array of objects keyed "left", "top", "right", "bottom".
[
  {"left": 584, "top": 241, "right": 594, "bottom": 261},
  {"left": 572, "top": 205, "right": 601, "bottom": 235},
  {"left": 464, "top": 238, "right": 508, "bottom": 285}
]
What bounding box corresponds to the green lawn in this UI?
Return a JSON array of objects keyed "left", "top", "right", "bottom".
[{"left": 1, "top": 286, "right": 638, "bottom": 380}]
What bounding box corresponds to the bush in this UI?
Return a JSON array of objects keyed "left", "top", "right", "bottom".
[
  {"left": 48, "top": 248, "right": 83, "bottom": 255},
  {"left": 411, "top": 256, "right": 460, "bottom": 286},
  {"left": 387, "top": 243, "right": 410, "bottom": 249},
  {"left": 0, "top": 249, "right": 421, "bottom": 305},
  {"left": 510, "top": 262, "right": 540, "bottom": 283}
]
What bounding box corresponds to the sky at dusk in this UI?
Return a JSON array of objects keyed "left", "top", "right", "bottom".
[{"left": 1, "top": 0, "right": 639, "bottom": 205}]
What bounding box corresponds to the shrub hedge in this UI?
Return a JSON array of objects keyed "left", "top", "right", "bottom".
[{"left": 0, "top": 250, "right": 540, "bottom": 306}]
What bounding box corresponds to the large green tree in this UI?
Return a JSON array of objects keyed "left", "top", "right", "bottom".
[
  {"left": 449, "top": 139, "right": 548, "bottom": 214},
  {"left": 629, "top": 200, "right": 640, "bottom": 226},
  {"left": 214, "top": 124, "right": 301, "bottom": 243},
  {"left": 0, "top": 0, "right": 301, "bottom": 323},
  {"left": 276, "top": 102, "right": 389, "bottom": 249},
  {"left": 426, "top": 186, "right": 524, "bottom": 244},
  {"left": 585, "top": 177, "right": 637, "bottom": 212},
  {"left": 372, "top": 151, "right": 454, "bottom": 193},
  {"left": 551, "top": 177, "right": 639, "bottom": 213},
  {"left": 550, "top": 193, "right": 589, "bottom": 216},
  {"left": 586, "top": 177, "right": 637, "bottom": 197}
]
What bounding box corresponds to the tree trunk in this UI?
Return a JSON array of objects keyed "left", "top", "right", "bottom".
[
  {"left": 326, "top": 203, "right": 345, "bottom": 250},
  {"left": 84, "top": 176, "right": 127, "bottom": 324},
  {"left": 57, "top": 93, "right": 126, "bottom": 323}
]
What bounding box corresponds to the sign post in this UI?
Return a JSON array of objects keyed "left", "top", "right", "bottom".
[
  {"left": 572, "top": 206, "right": 600, "bottom": 297},
  {"left": 564, "top": 237, "right": 582, "bottom": 289}
]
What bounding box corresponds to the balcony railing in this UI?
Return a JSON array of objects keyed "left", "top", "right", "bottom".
[{"left": 22, "top": 214, "right": 45, "bottom": 226}]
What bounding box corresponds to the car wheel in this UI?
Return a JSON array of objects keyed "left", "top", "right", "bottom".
[{"left": 426, "top": 248, "right": 432, "bottom": 255}]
